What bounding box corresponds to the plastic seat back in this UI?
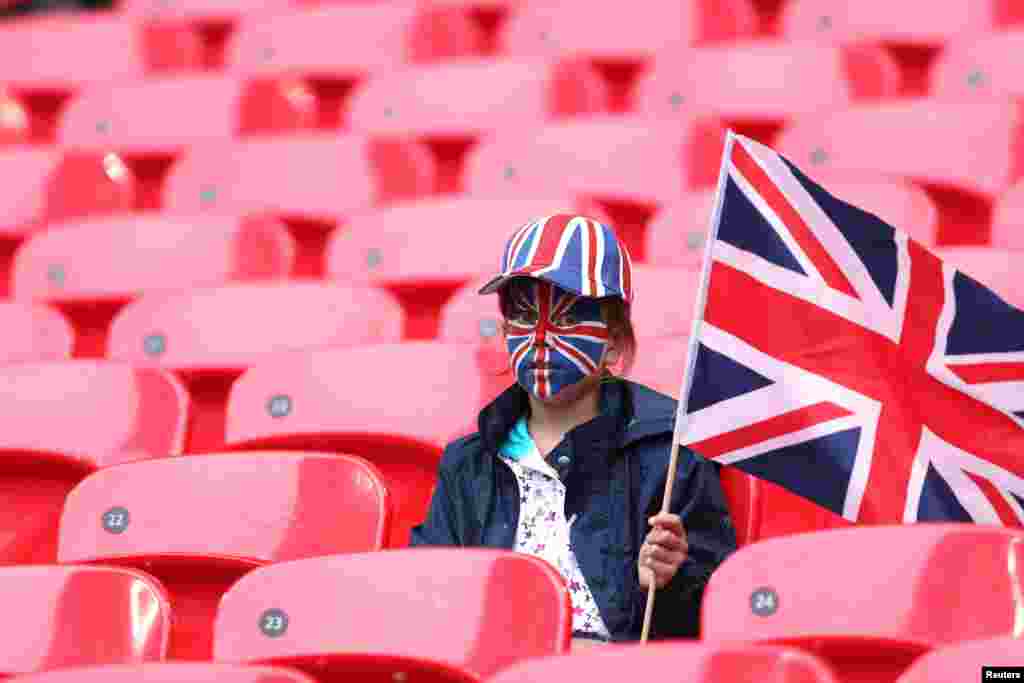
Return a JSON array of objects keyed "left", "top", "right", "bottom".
[
  {"left": 491, "top": 642, "right": 839, "bottom": 683},
  {"left": 59, "top": 452, "right": 390, "bottom": 660},
  {"left": 227, "top": 2, "right": 482, "bottom": 76},
  {"left": 8, "top": 663, "right": 319, "bottom": 683},
  {"left": 0, "top": 303, "right": 73, "bottom": 363},
  {"left": 108, "top": 282, "right": 404, "bottom": 452},
  {"left": 702, "top": 525, "right": 1024, "bottom": 681},
  {"left": 931, "top": 29, "right": 1024, "bottom": 100},
  {"left": 225, "top": 343, "right": 500, "bottom": 546},
  {"left": 637, "top": 43, "right": 899, "bottom": 122},
  {"left": 326, "top": 197, "right": 598, "bottom": 338},
  {"left": 214, "top": 549, "right": 570, "bottom": 678},
  {"left": 896, "top": 637, "right": 1024, "bottom": 683},
  {"left": 0, "top": 565, "right": 169, "bottom": 676},
  {"left": 780, "top": 0, "right": 1017, "bottom": 45},
  {"left": 500, "top": 0, "right": 757, "bottom": 60},
  {"left": 0, "top": 149, "right": 135, "bottom": 238},
  {"left": 347, "top": 58, "right": 607, "bottom": 138},
  {"left": 12, "top": 215, "right": 293, "bottom": 357}
]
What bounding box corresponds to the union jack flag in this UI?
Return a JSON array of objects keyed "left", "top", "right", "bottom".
[{"left": 677, "top": 132, "right": 1024, "bottom": 526}]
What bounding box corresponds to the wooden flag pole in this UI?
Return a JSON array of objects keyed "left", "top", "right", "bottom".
[{"left": 640, "top": 132, "right": 735, "bottom": 644}]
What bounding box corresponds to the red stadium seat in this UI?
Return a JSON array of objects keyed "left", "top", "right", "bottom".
[
  {"left": 0, "top": 566, "right": 169, "bottom": 675},
  {"left": 0, "top": 361, "right": 188, "bottom": 565},
  {"left": 163, "top": 135, "right": 436, "bottom": 275},
  {"left": 107, "top": 283, "right": 404, "bottom": 452},
  {"left": 776, "top": 101, "right": 1024, "bottom": 244},
  {"left": 0, "top": 88, "right": 30, "bottom": 145},
  {"left": 0, "top": 302, "right": 73, "bottom": 363},
  {"left": 9, "top": 663, "right": 319, "bottom": 683},
  {"left": 11, "top": 214, "right": 294, "bottom": 357},
  {"left": 0, "top": 149, "right": 136, "bottom": 295},
  {"left": 228, "top": 3, "right": 483, "bottom": 128},
  {"left": 225, "top": 342, "right": 506, "bottom": 547},
  {"left": 934, "top": 247, "right": 1024, "bottom": 310},
  {"left": 325, "top": 197, "right": 602, "bottom": 338},
  {"left": 896, "top": 637, "right": 1024, "bottom": 683},
  {"left": 439, "top": 266, "right": 698, "bottom": 346},
  {"left": 500, "top": 0, "right": 757, "bottom": 61},
  {"left": 992, "top": 180, "right": 1024, "bottom": 250},
  {"left": 931, "top": 29, "right": 1024, "bottom": 100},
  {"left": 635, "top": 42, "right": 899, "bottom": 140},
  {"left": 58, "top": 75, "right": 319, "bottom": 208},
  {"left": 0, "top": 13, "right": 201, "bottom": 90},
  {"left": 463, "top": 115, "right": 726, "bottom": 258},
  {"left": 646, "top": 178, "right": 941, "bottom": 270},
  {"left": 214, "top": 549, "right": 570, "bottom": 680},
  {"left": 58, "top": 452, "right": 390, "bottom": 660},
  {"left": 702, "top": 525, "right": 1024, "bottom": 682},
  {"left": 491, "top": 642, "right": 839, "bottom": 683},
  {"left": 780, "top": 0, "right": 1020, "bottom": 45},
  {"left": 346, "top": 58, "right": 607, "bottom": 191}
]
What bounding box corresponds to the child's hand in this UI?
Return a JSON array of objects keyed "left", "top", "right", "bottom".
[{"left": 638, "top": 513, "right": 687, "bottom": 589}]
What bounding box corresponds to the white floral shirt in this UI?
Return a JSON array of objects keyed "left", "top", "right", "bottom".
[{"left": 499, "top": 417, "right": 611, "bottom": 639}]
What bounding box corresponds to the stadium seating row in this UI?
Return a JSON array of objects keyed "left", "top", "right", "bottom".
[{"left": 0, "top": 525, "right": 1023, "bottom": 680}]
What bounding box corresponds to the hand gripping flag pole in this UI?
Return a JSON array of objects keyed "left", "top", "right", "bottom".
[{"left": 640, "top": 131, "right": 737, "bottom": 643}]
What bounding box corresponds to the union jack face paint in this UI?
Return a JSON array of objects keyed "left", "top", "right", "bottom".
[{"left": 504, "top": 279, "right": 610, "bottom": 401}]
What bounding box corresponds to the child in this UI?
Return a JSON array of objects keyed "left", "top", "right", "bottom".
[{"left": 411, "top": 214, "right": 736, "bottom": 643}]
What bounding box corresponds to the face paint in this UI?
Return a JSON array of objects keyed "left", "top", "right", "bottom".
[{"left": 504, "top": 279, "right": 610, "bottom": 400}]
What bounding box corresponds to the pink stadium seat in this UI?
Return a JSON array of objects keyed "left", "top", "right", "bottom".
[
  {"left": 346, "top": 58, "right": 607, "bottom": 191},
  {"left": 228, "top": 3, "right": 483, "bottom": 128},
  {"left": 9, "top": 663, "right": 319, "bottom": 683},
  {"left": 107, "top": 283, "right": 404, "bottom": 453},
  {"left": 776, "top": 101, "right": 1024, "bottom": 244},
  {"left": 646, "top": 178, "right": 941, "bottom": 270},
  {"left": 0, "top": 149, "right": 136, "bottom": 295},
  {"left": 0, "top": 13, "right": 201, "bottom": 90},
  {"left": 934, "top": 247, "right": 1024, "bottom": 310},
  {"left": 58, "top": 452, "right": 389, "bottom": 660},
  {"left": 491, "top": 642, "right": 839, "bottom": 683},
  {"left": 439, "top": 265, "right": 698, "bottom": 346},
  {"left": 463, "top": 115, "right": 726, "bottom": 258},
  {"left": 896, "top": 637, "right": 1024, "bottom": 683},
  {"left": 0, "top": 89, "right": 29, "bottom": 145},
  {"left": 702, "top": 525, "right": 1024, "bottom": 682},
  {"left": 635, "top": 42, "right": 899, "bottom": 136},
  {"left": 163, "top": 135, "right": 436, "bottom": 275},
  {"left": 0, "top": 303, "right": 73, "bottom": 364},
  {"left": 325, "top": 197, "right": 602, "bottom": 339},
  {"left": 500, "top": 0, "right": 757, "bottom": 61},
  {"left": 992, "top": 180, "right": 1024, "bottom": 249},
  {"left": 225, "top": 342, "right": 507, "bottom": 547},
  {"left": 214, "top": 549, "right": 570, "bottom": 680},
  {"left": 0, "top": 566, "right": 169, "bottom": 676},
  {"left": 780, "top": 0, "right": 1022, "bottom": 46},
  {"left": 11, "top": 214, "right": 294, "bottom": 357},
  {"left": 0, "top": 361, "right": 188, "bottom": 565},
  {"left": 58, "top": 75, "right": 319, "bottom": 208},
  {"left": 122, "top": 0, "right": 290, "bottom": 24},
  {"left": 931, "top": 29, "right": 1024, "bottom": 100}
]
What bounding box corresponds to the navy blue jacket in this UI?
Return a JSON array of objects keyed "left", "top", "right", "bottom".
[{"left": 410, "top": 378, "right": 737, "bottom": 641}]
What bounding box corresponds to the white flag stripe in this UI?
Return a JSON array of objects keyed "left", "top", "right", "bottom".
[
  {"left": 944, "top": 351, "right": 1024, "bottom": 365},
  {"left": 739, "top": 136, "right": 903, "bottom": 341}
]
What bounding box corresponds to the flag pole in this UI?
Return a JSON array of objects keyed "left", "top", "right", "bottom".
[{"left": 640, "top": 131, "right": 737, "bottom": 643}]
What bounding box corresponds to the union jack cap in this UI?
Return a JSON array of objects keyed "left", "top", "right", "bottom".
[{"left": 478, "top": 214, "right": 634, "bottom": 303}]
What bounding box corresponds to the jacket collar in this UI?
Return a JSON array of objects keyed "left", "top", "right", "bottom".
[{"left": 476, "top": 378, "right": 677, "bottom": 455}]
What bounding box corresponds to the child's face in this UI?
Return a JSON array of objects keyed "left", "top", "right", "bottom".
[{"left": 503, "top": 279, "right": 611, "bottom": 402}]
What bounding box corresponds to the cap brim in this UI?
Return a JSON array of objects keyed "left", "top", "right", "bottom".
[{"left": 477, "top": 274, "right": 510, "bottom": 295}]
